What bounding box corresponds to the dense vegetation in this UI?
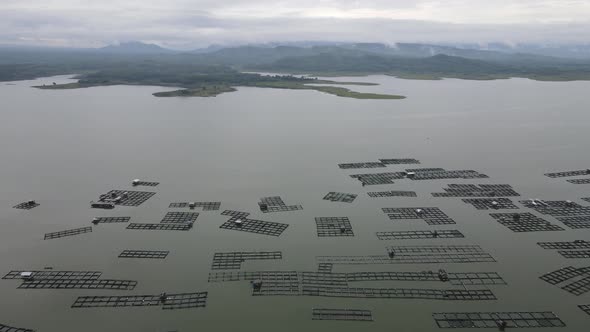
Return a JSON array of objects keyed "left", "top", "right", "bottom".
[{"left": 3, "top": 42, "right": 590, "bottom": 98}]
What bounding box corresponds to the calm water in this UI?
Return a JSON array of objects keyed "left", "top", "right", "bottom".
[{"left": 1, "top": 75, "right": 590, "bottom": 331}]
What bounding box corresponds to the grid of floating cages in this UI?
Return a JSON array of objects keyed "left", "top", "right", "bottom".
[
  {"left": 338, "top": 162, "right": 386, "bottom": 169},
  {"left": 258, "top": 196, "right": 303, "bottom": 213},
  {"left": 345, "top": 271, "right": 506, "bottom": 286},
  {"left": 559, "top": 251, "right": 590, "bottom": 259},
  {"left": 350, "top": 172, "right": 405, "bottom": 185},
  {"left": 462, "top": 198, "right": 518, "bottom": 210},
  {"left": 368, "top": 190, "right": 417, "bottom": 198},
  {"left": 44, "top": 226, "right": 92, "bottom": 240},
  {"left": 317, "top": 263, "right": 333, "bottom": 273},
  {"left": 406, "top": 169, "right": 488, "bottom": 181},
  {"left": 579, "top": 305, "right": 590, "bottom": 316},
  {"left": 3, "top": 270, "right": 102, "bottom": 280},
  {"left": 71, "top": 292, "right": 208, "bottom": 310},
  {"left": 555, "top": 216, "right": 590, "bottom": 229},
  {"left": 13, "top": 200, "right": 40, "bottom": 210},
  {"left": 489, "top": 213, "right": 564, "bottom": 232},
  {"left": 319, "top": 245, "right": 495, "bottom": 265},
  {"left": 312, "top": 308, "right": 373, "bottom": 321},
  {"left": 315, "top": 217, "right": 354, "bottom": 237},
  {"left": 160, "top": 212, "right": 199, "bottom": 223},
  {"left": 98, "top": 190, "right": 155, "bottom": 207},
  {"left": 92, "top": 216, "right": 130, "bottom": 224},
  {"left": 432, "top": 184, "right": 520, "bottom": 197},
  {"left": 540, "top": 266, "right": 590, "bottom": 296},
  {"left": 433, "top": 312, "right": 565, "bottom": 329},
  {"left": 219, "top": 210, "right": 288, "bottom": 236},
  {"left": 376, "top": 230, "right": 464, "bottom": 240},
  {"left": 0, "top": 323, "right": 34, "bottom": 332},
  {"left": 568, "top": 178, "right": 590, "bottom": 184},
  {"left": 538, "top": 240, "right": 590, "bottom": 250},
  {"left": 132, "top": 180, "right": 159, "bottom": 187},
  {"left": 545, "top": 169, "right": 590, "bottom": 178},
  {"left": 323, "top": 192, "right": 357, "bottom": 203},
  {"left": 208, "top": 271, "right": 300, "bottom": 283},
  {"left": 520, "top": 199, "right": 590, "bottom": 217},
  {"left": 583, "top": 197, "right": 590, "bottom": 203},
  {"left": 379, "top": 158, "right": 420, "bottom": 165},
  {"left": 126, "top": 223, "right": 191, "bottom": 231},
  {"left": 18, "top": 279, "right": 137, "bottom": 290},
  {"left": 382, "top": 207, "right": 456, "bottom": 225},
  {"left": 211, "top": 251, "right": 283, "bottom": 270},
  {"left": 119, "top": 250, "right": 169, "bottom": 259},
  {"left": 298, "top": 287, "right": 496, "bottom": 301},
  {"left": 168, "top": 202, "right": 221, "bottom": 211}
]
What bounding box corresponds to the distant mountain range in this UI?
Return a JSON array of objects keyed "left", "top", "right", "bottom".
[
  {"left": 98, "top": 41, "right": 174, "bottom": 54},
  {"left": 2, "top": 41, "right": 590, "bottom": 82}
]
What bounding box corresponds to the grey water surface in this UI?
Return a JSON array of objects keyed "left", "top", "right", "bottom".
[{"left": 1, "top": 75, "right": 590, "bottom": 331}]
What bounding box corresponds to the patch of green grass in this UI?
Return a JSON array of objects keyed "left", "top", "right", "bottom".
[{"left": 153, "top": 86, "right": 236, "bottom": 97}]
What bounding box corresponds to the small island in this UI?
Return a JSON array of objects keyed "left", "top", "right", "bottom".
[{"left": 33, "top": 67, "right": 404, "bottom": 100}]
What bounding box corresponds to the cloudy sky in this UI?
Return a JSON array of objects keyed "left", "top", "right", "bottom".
[{"left": 1, "top": 0, "right": 590, "bottom": 49}]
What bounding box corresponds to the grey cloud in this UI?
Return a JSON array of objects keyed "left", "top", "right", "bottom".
[{"left": 1, "top": 1, "right": 589, "bottom": 48}]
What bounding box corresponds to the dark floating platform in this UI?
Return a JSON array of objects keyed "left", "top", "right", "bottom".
[
  {"left": 338, "top": 158, "right": 420, "bottom": 169},
  {"left": 433, "top": 312, "right": 565, "bottom": 329},
  {"left": 567, "top": 178, "right": 590, "bottom": 184},
  {"left": 92, "top": 216, "right": 130, "bottom": 224},
  {"left": 13, "top": 200, "right": 39, "bottom": 210},
  {"left": 126, "top": 223, "right": 191, "bottom": 231},
  {"left": 557, "top": 215, "right": 590, "bottom": 229},
  {"left": 520, "top": 199, "right": 590, "bottom": 216},
  {"left": 579, "top": 305, "right": 590, "bottom": 316},
  {"left": 319, "top": 245, "right": 495, "bottom": 265},
  {"left": 338, "top": 162, "right": 386, "bottom": 169},
  {"left": 489, "top": 213, "right": 564, "bottom": 232},
  {"left": 462, "top": 198, "right": 518, "bottom": 210},
  {"left": 0, "top": 323, "right": 35, "bottom": 332},
  {"left": 537, "top": 240, "right": 590, "bottom": 258},
  {"left": 18, "top": 279, "right": 137, "bottom": 290},
  {"left": 71, "top": 291, "right": 208, "bottom": 310},
  {"left": 538, "top": 240, "right": 590, "bottom": 250},
  {"left": 317, "top": 263, "right": 333, "bottom": 273},
  {"left": 379, "top": 158, "right": 420, "bottom": 165},
  {"left": 219, "top": 210, "right": 288, "bottom": 237},
  {"left": 345, "top": 271, "right": 506, "bottom": 286},
  {"left": 545, "top": 169, "right": 590, "bottom": 178},
  {"left": 3, "top": 270, "right": 101, "bottom": 280},
  {"left": 376, "top": 230, "right": 464, "bottom": 240},
  {"left": 323, "top": 192, "right": 357, "bottom": 203},
  {"left": 97, "top": 190, "right": 155, "bottom": 207},
  {"left": 44, "top": 226, "right": 92, "bottom": 240},
  {"left": 405, "top": 168, "right": 488, "bottom": 181},
  {"left": 211, "top": 251, "right": 283, "bottom": 270},
  {"left": 132, "top": 180, "right": 159, "bottom": 187},
  {"left": 350, "top": 172, "right": 405, "bottom": 185},
  {"left": 368, "top": 190, "right": 417, "bottom": 198},
  {"left": 312, "top": 308, "right": 373, "bottom": 321},
  {"left": 208, "top": 270, "right": 506, "bottom": 286},
  {"left": 169, "top": 201, "right": 221, "bottom": 211},
  {"left": 559, "top": 251, "right": 590, "bottom": 259},
  {"left": 432, "top": 184, "right": 520, "bottom": 197},
  {"left": 160, "top": 212, "right": 199, "bottom": 223},
  {"left": 315, "top": 217, "right": 354, "bottom": 237},
  {"left": 540, "top": 266, "right": 590, "bottom": 296},
  {"left": 258, "top": 196, "right": 302, "bottom": 213},
  {"left": 119, "top": 250, "right": 169, "bottom": 259},
  {"left": 382, "top": 207, "right": 456, "bottom": 225}
]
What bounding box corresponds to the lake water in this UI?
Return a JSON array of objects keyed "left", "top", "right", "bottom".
[{"left": 1, "top": 75, "right": 590, "bottom": 331}]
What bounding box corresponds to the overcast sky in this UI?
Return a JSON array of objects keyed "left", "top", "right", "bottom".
[{"left": 1, "top": 0, "right": 590, "bottom": 49}]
